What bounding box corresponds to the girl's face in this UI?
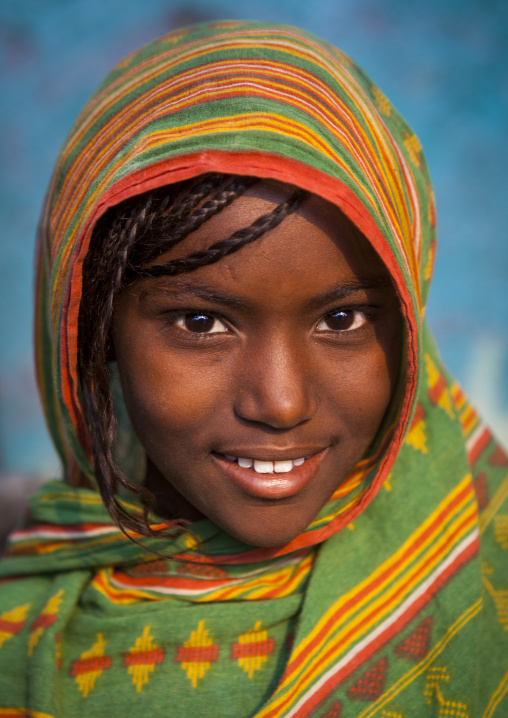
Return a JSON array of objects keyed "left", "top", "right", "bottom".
[{"left": 112, "top": 181, "right": 401, "bottom": 547}]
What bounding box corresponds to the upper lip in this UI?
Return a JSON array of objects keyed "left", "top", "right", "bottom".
[{"left": 214, "top": 446, "right": 328, "bottom": 461}]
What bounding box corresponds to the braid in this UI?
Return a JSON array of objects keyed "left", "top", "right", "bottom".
[
  {"left": 78, "top": 174, "right": 308, "bottom": 542},
  {"left": 79, "top": 199, "right": 169, "bottom": 537},
  {"left": 161, "top": 173, "right": 225, "bottom": 226},
  {"left": 126, "top": 174, "right": 258, "bottom": 274},
  {"left": 137, "top": 188, "right": 307, "bottom": 279}
]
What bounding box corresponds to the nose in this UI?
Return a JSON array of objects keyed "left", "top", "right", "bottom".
[{"left": 234, "top": 335, "right": 318, "bottom": 429}]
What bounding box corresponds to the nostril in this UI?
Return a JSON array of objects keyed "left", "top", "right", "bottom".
[
  {"left": 234, "top": 342, "right": 319, "bottom": 429},
  {"left": 234, "top": 387, "right": 318, "bottom": 430}
]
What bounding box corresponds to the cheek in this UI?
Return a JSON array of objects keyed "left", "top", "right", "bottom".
[
  {"left": 323, "top": 344, "right": 397, "bottom": 444},
  {"left": 114, "top": 339, "right": 227, "bottom": 457},
  {"left": 132, "top": 374, "right": 208, "bottom": 438}
]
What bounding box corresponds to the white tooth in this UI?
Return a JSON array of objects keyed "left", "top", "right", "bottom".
[
  {"left": 225, "top": 455, "right": 236, "bottom": 462},
  {"left": 274, "top": 460, "right": 293, "bottom": 473},
  {"left": 293, "top": 457, "right": 305, "bottom": 466},
  {"left": 238, "top": 457, "right": 253, "bottom": 468},
  {"left": 253, "top": 460, "right": 274, "bottom": 473}
]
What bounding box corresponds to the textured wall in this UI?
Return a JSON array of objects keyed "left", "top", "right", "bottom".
[{"left": 0, "top": 0, "right": 507, "bottom": 482}]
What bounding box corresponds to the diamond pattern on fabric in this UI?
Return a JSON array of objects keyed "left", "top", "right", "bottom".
[
  {"left": 175, "top": 621, "right": 218, "bottom": 687},
  {"left": 123, "top": 626, "right": 165, "bottom": 691},
  {"left": 394, "top": 616, "right": 433, "bottom": 661},
  {"left": 346, "top": 657, "right": 388, "bottom": 701}
]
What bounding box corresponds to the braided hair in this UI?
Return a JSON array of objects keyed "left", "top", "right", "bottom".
[{"left": 78, "top": 173, "right": 307, "bottom": 539}]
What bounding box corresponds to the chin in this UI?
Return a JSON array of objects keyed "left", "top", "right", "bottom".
[{"left": 225, "top": 518, "right": 309, "bottom": 549}]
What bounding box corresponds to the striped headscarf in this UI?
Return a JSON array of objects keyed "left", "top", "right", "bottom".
[
  {"left": 35, "top": 18, "right": 431, "bottom": 552},
  {"left": 1, "top": 20, "right": 507, "bottom": 717}
]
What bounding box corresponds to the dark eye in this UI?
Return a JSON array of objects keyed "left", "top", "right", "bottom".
[
  {"left": 316, "top": 309, "right": 367, "bottom": 332},
  {"left": 175, "top": 313, "right": 228, "bottom": 334}
]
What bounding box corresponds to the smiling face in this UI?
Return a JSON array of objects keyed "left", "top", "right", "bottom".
[{"left": 111, "top": 180, "right": 402, "bottom": 547}]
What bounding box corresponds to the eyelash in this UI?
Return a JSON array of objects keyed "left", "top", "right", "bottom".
[
  {"left": 316, "top": 309, "right": 370, "bottom": 333},
  {"left": 174, "top": 313, "right": 229, "bottom": 335},
  {"left": 166, "top": 306, "right": 375, "bottom": 338}
]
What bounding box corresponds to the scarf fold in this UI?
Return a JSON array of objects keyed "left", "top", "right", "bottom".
[{"left": 1, "top": 20, "right": 507, "bottom": 717}]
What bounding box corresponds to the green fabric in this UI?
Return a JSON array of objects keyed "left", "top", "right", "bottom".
[{"left": 0, "top": 19, "right": 507, "bottom": 718}]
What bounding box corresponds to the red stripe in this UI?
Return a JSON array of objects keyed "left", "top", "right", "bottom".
[
  {"left": 285, "top": 481, "right": 473, "bottom": 676},
  {"left": 112, "top": 572, "right": 228, "bottom": 590},
  {"left": 468, "top": 426, "right": 491, "bottom": 466},
  {"left": 410, "top": 402, "right": 425, "bottom": 426},
  {"left": 428, "top": 375, "right": 446, "bottom": 404},
  {"left": 262, "top": 514, "right": 477, "bottom": 718},
  {"left": 123, "top": 648, "right": 165, "bottom": 666},
  {"left": 289, "top": 534, "right": 478, "bottom": 718},
  {"left": 64, "top": 148, "right": 418, "bottom": 553},
  {"left": 0, "top": 619, "right": 25, "bottom": 634},
  {"left": 231, "top": 638, "right": 275, "bottom": 659},
  {"left": 12, "top": 522, "right": 113, "bottom": 538},
  {"left": 175, "top": 644, "right": 218, "bottom": 663},
  {"left": 293, "top": 510, "right": 475, "bottom": 685},
  {"left": 70, "top": 655, "right": 111, "bottom": 675},
  {"left": 30, "top": 613, "right": 58, "bottom": 631}
]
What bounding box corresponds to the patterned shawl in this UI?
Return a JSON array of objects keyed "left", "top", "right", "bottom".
[{"left": 0, "top": 20, "right": 507, "bottom": 718}]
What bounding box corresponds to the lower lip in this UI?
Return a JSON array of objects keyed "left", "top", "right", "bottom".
[{"left": 212, "top": 450, "right": 327, "bottom": 500}]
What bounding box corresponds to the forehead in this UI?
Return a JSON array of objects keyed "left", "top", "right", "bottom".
[{"left": 149, "top": 180, "right": 392, "bottom": 289}]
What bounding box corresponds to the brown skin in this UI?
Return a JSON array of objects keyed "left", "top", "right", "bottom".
[{"left": 111, "top": 181, "right": 401, "bottom": 547}]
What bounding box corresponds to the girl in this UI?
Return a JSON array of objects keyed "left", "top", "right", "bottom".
[{"left": 0, "top": 20, "right": 507, "bottom": 718}]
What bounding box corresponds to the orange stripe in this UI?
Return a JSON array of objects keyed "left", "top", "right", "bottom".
[
  {"left": 255, "top": 478, "right": 474, "bottom": 715},
  {"left": 258, "top": 513, "right": 476, "bottom": 718},
  {"left": 291, "top": 478, "right": 473, "bottom": 671},
  {"left": 291, "top": 507, "right": 476, "bottom": 691}
]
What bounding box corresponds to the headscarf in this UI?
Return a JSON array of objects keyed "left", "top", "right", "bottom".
[{"left": 0, "top": 20, "right": 507, "bottom": 717}]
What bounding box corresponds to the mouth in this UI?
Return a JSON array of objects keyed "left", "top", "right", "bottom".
[{"left": 212, "top": 448, "right": 328, "bottom": 500}]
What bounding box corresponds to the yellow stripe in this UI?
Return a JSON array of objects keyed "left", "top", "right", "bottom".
[
  {"left": 59, "top": 34, "right": 383, "bottom": 165},
  {"left": 482, "top": 668, "right": 508, "bottom": 718},
  {"left": 145, "top": 113, "right": 335, "bottom": 160},
  {"left": 294, "top": 476, "right": 472, "bottom": 665},
  {"left": 39, "top": 489, "right": 140, "bottom": 514},
  {"left": 480, "top": 473, "right": 508, "bottom": 534},
  {"left": 361, "top": 109, "right": 414, "bottom": 254},
  {"left": 54, "top": 63, "right": 375, "bottom": 237},
  {"left": 256, "top": 477, "right": 475, "bottom": 716},
  {"left": 51, "top": 106, "right": 347, "bottom": 264},
  {"left": 227, "top": 553, "right": 314, "bottom": 601},
  {"left": 40, "top": 491, "right": 104, "bottom": 506},
  {"left": 277, "top": 505, "right": 477, "bottom": 702},
  {"left": 0, "top": 710, "right": 55, "bottom": 718},
  {"left": 94, "top": 553, "right": 313, "bottom": 605},
  {"left": 91, "top": 569, "right": 156, "bottom": 604},
  {"left": 49, "top": 104, "right": 363, "bottom": 310},
  {"left": 23, "top": 534, "right": 122, "bottom": 556},
  {"left": 188, "top": 553, "right": 312, "bottom": 602},
  {"left": 52, "top": 51, "right": 406, "bottom": 260},
  {"left": 48, "top": 108, "right": 338, "bottom": 304},
  {"left": 309, "top": 490, "right": 363, "bottom": 529},
  {"left": 356, "top": 599, "right": 482, "bottom": 718},
  {"left": 255, "top": 554, "right": 314, "bottom": 599}
]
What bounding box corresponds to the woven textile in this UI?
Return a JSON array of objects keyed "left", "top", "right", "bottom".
[{"left": 0, "top": 20, "right": 507, "bottom": 717}]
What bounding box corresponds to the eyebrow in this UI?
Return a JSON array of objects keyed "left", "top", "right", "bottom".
[
  {"left": 305, "top": 277, "right": 392, "bottom": 310},
  {"left": 139, "top": 281, "right": 249, "bottom": 308},
  {"left": 139, "top": 276, "right": 391, "bottom": 310}
]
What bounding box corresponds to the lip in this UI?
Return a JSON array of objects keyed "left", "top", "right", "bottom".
[{"left": 212, "top": 448, "right": 328, "bottom": 500}]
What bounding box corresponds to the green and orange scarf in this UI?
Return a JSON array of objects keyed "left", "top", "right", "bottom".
[{"left": 0, "top": 20, "right": 507, "bottom": 717}]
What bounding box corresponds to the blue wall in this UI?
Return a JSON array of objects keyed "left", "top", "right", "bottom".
[{"left": 0, "top": 0, "right": 507, "bottom": 477}]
